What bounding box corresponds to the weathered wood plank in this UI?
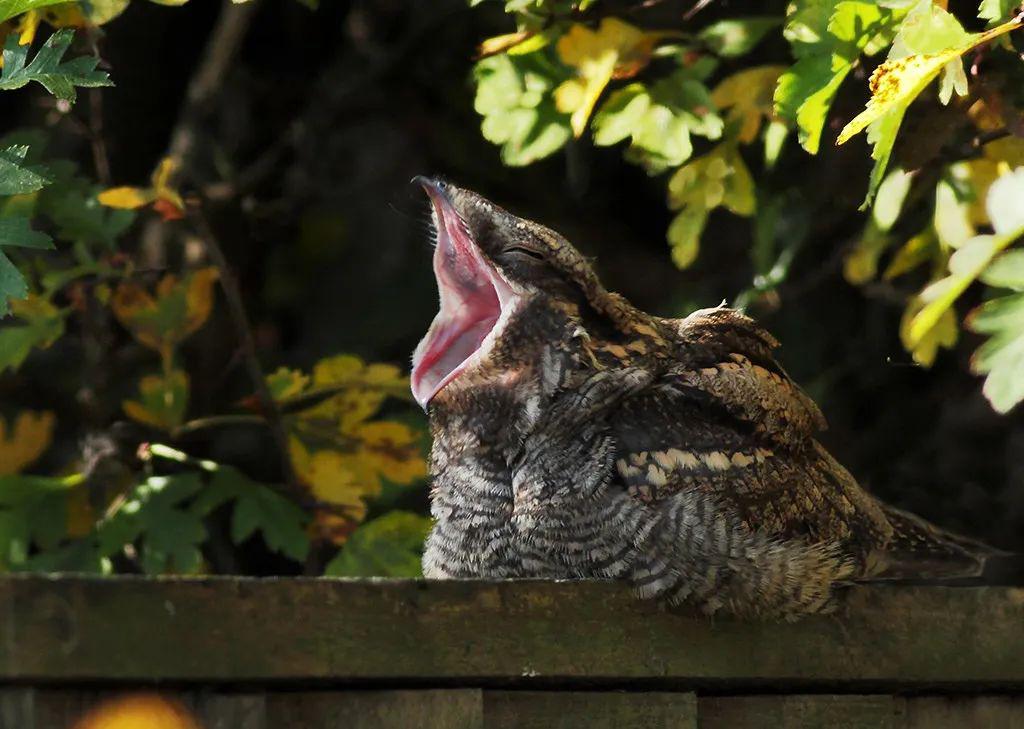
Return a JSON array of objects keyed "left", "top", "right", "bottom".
[
  {"left": 264, "top": 690, "right": 483, "bottom": 729},
  {"left": 485, "top": 690, "right": 697, "bottom": 728},
  {"left": 902, "top": 696, "right": 1024, "bottom": 728},
  {"left": 0, "top": 576, "right": 1022, "bottom": 688},
  {"left": 699, "top": 695, "right": 897, "bottom": 728}
]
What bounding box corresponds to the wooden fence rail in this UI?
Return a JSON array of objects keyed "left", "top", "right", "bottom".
[{"left": 0, "top": 576, "right": 1022, "bottom": 728}]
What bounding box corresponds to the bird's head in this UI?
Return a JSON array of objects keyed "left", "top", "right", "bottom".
[{"left": 410, "top": 178, "right": 654, "bottom": 411}]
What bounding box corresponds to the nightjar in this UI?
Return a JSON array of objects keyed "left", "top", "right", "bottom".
[{"left": 410, "top": 178, "right": 1004, "bottom": 619}]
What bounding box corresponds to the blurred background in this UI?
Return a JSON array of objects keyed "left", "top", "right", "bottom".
[{"left": 0, "top": 0, "right": 1021, "bottom": 580}]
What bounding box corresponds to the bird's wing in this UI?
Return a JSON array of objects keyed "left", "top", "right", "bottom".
[{"left": 610, "top": 306, "right": 893, "bottom": 553}]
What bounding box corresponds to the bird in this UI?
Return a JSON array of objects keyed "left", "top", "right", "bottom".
[{"left": 409, "top": 177, "right": 1005, "bottom": 619}]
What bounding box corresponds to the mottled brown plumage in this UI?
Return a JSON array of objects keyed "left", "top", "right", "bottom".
[{"left": 410, "top": 178, "right": 1003, "bottom": 619}]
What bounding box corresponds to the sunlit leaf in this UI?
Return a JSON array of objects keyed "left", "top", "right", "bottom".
[
  {"left": 883, "top": 227, "right": 938, "bottom": 280},
  {"left": 555, "top": 18, "right": 671, "bottom": 137},
  {"left": 592, "top": 72, "right": 722, "bottom": 173},
  {"left": 712, "top": 65, "right": 785, "bottom": 144},
  {"left": 968, "top": 292, "right": 1024, "bottom": 413},
  {"left": 698, "top": 17, "right": 780, "bottom": 58},
  {"left": 473, "top": 51, "right": 571, "bottom": 166},
  {"left": 324, "top": 510, "right": 431, "bottom": 577},
  {"left": 664, "top": 143, "right": 754, "bottom": 268},
  {"left": 775, "top": 1, "right": 906, "bottom": 154},
  {"left": 100, "top": 473, "right": 205, "bottom": 573},
  {"left": 0, "top": 0, "right": 69, "bottom": 24},
  {"left": 836, "top": 11, "right": 1023, "bottom": 205},
  {"left": 901, "top": 296, "right": 957, "bottom": 366},
  {"left": 0, "top": 410, "right": 54, "bottom": 474}
]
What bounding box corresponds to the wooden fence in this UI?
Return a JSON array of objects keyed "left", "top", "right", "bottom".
[{"left": 0, "top": 576, "right": 1022, "bottom": 728}]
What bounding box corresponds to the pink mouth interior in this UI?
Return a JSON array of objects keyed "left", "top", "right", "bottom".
[{"left": 411, "top": 187, "right": 513, "bottom": 408}]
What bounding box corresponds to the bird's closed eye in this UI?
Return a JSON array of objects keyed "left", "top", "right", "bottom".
[{"left": 503, "top": 245, "right": 545, "bottom": 261}]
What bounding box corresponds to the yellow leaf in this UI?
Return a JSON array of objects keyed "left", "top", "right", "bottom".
[
  {"left": 151, "top": 156, "right": 185, "bottom": 212},
  {"left": 73, "top": 693, "right": 200, "bottom": 729},
  {"left": 288, "top": 437, "right": 370, "bottom": 522},
  {"left": 97, "top": 186, "right": 156, "bottom": 209},
  {"left": 555, "top": 18, "right": 667, "bottom": 137},
  {"left": 901, "top": 296, "right": 958, "bottom": 366},
  {"left": 16, "top": 10, "right": 40, "bottom": 45},
  {"left": 711, "top": 65, "right": 786, "bottom": 144},
  {"left": 111, "top": 268, "right": 219, "bottom": 362},
  {"left": 837, "top": 16, "right": 1023, "bottom": 146},
  {"left": 123, "top": 370, "right": 190, "bottom": 430},
  {"left": 478, "top": 31, "right": 542, "bottom": 58},
  {"left": 352, "top": 421, "right": 427, "bottom": 485},
  {"left": 97, "top": 157, "right": 185, "bottom": 217},
  {"left": 266, "top": 367, "right": 310, "bottom": 400},
  {"left": 0, "top": 411, "right": 55, "bottom": 475}
]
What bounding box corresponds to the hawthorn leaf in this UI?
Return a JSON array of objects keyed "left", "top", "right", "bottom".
[
  {"left": 0, "top": 294, "right": 64, "bottom": 371},
  {"left": 0, "top": 29, "right": 112, "bottom": 102},
  {"left": 0, "top": 410, "right": 54, "bottom": 475},
  {"left": 122, "top": 369, "right": 190, "bottom": 430},
  {"left": 979, "top": 0, "right": 1017, "bottom": 23},
  {"left": 0, "top": 472, "right": 78, "bottom": 566},
  {"left": 836, "top": 12, "right": 1023, "bottom": 205},
  {"left": 698, "top": 17, "right": 780, "bottom": 57},
  {"left": 111, "top": 267, "right": 219, "bottom": 362},
  {"left": 0, "top": 216, "right": 54, "bottom": 317},
  {"left": 325, "top": 511, "right": 431, "bottom": 577},
  {"left": 981, "top": 249, "right": 1024, "bottom": 290},
  {"left": 665, "top": 143, "right": 754, "bottom": 268},
  {"left": 555, "top": 18, "right": 671, "bottom": 137},
  {"left": 883, "top": 227, "right": 938, "bottom": 280},
  {"left": 775, "top": 1, "right": 906, "bottom": 154},
  {"left": 0, "top": 0, "right": 68, "bottom": 24},
  {"left": 473, "top": 52, "right": 571, "bottom": 166},
  {"left": 190, "top": 468, "right": 309, "bottom": 562},
  {"left": 901, "top": 297, "right": 957, "bottom": 366},
  {"left": 712, "top": 65, "right": 786, "bottom": 144},
  {"left": 986, "top": 167, "right": 1024, "bottom": 235},
  {"left": 0, "top": 145, "right": 50, "bottom": 195},
  {"left": 968, "top": 292, "right": 1024, "bottom": 412}
]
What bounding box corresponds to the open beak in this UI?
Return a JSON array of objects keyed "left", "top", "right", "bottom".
[{"left": 410, "top": 178, "right": 517, "bottom": 409}]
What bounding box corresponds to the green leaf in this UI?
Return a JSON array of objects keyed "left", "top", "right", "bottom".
[
  {"left": 100, "top": 474, "right": 206, "bottom": 574},
  {"left": 981, "top": 249, "right": 1024, "bottom": 291},
  {"left": 324, "top": 511, "right": 431, "bottom": 577},
  {"left": 0, "top": 29, "right": 113, "bottom": 103},
  {"left": 0, "top": 0, "right": 69, "bottom": 23},
  {"left": 0, "top": 473, "right": 79, "bottom": 568},
  {"left": 698, "top": 17, "right": 780, "bottom": 57},
  {"left": 871, "top": 167, "right": 912, "bottom": 232},
  {"left": 190, "top": 468, "right": 309, "bottom": 563},
  {"left": 37, "top": 159, "right": 135, "bottom": 249},
  {"left": 0, "top": 145, "right": 50, "bottom": 195},
  {"left": 986, "top": 167, "right": 1024, "bottom": 235},
  {"left": 979, "top": 0, "right": 1017, "bottom": 23},
  {"left": 473, "top": 51, "right": 571, "bottom": 166},
  {"left": 593, "top": 73, "right": 722, "bottom": 174},
  {"left": 0, "top": 294, "right": 64, "bottom": 372},
  {"left": 968, "top": 292, "right": 1024, "bottom": 413},
  {"left": 0, "top": 216, "right": 54, "bottom": 317},
  {"left": 775, "top": 1, "right": 906, "bottom": 154},
  {"left": 836, "top": 10, "right": 1022, "bottom": 204}
]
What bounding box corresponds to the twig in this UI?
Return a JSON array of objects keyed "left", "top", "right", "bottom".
[
  {"left": 140, "top": 0, "right": 260, "bottom": 268},
  {"left": 87, "top": 89, "right": 111, "bottom": 186},
  {"left": 187, "top": 203, "right": 304, "bottom": 504}
]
